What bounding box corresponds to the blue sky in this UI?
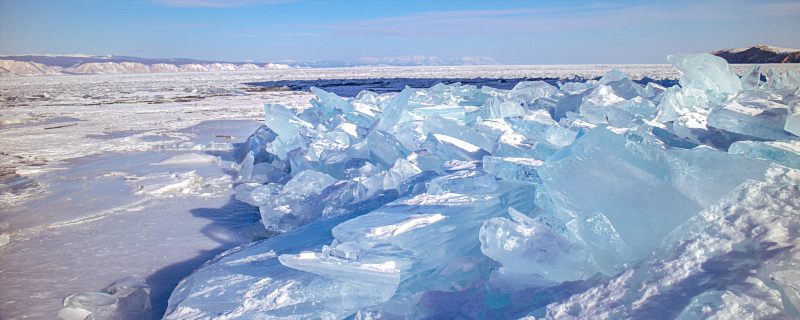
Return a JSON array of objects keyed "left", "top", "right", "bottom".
[{"left": 1, "top": 0, "right": 799, "bottom": 64}]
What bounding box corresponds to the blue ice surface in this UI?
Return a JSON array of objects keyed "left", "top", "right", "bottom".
[
  {"left": 163, "top": 54, "right": 800, "bottom": 320},
  {"left": 245, "top": 77, "right": 678, "bottom": 97}
]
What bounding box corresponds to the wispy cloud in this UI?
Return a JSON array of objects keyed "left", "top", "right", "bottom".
[
  {"left": 153, "top": 0, "right": 296, "bottom": 8},
  {"left": 325, "top": 1, "right": 800, "bottom": 38},
  {"left": 324, "top": 3, "right": 634, "bottom": 37}
]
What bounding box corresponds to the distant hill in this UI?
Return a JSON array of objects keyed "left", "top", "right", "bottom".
[
  {"left": 0, "top": 60, "right": 62, "bottom": 75},
  {"left": 0, "top": 59, "right": 290, "bottom": 76},
  {"left": 0, "top": 53, "right": 499, "bottom": 76},
  {"left": 713, "top": 45, "right": 800, "bottom": 64},
  {"left": 0, "top": 54, "right": 269, "bottom": 68}
]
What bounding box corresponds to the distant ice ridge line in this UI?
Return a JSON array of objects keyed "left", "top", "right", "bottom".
[
  {"left": 160, "top": 52, "right": 800, "bottom": 319},
  {"left": 0, "top": 60, "right": 292, "bottom": 75}
]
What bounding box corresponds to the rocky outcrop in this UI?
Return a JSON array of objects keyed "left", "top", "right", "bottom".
[{"left": 713, "top": 45, "right": 800, "bottom": 64}]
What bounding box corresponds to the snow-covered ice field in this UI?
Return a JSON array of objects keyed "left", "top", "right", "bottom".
[
  {"left": 0, "top": 71, "right": 313, "bottom": 319},
  {"left": 1, "top": 63, "right": 799, "bottom": 319}
]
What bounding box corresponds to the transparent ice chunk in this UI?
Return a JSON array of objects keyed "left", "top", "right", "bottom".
[
  {"left": 427, "top": 170, "right": 497, "bottom": 195},
  {"left": 483, "top": 156, "right": 543, "bottom": 182},
  {"left": 667, "top": 53, "right": 742, "bottom": 102},
  {"left": 283, "top": 170, "right": 337, "bottom": 196},
  {"left": 785, "top": 100, "right": 800, "bottom": 136},
  {"left": 729, "top": 140, "right": 800, "bottom": 169},
  {"left": 480, "top": 208, "right": 590, "bottom": 284},
  {"left": 707, "top": 100, "right": 795, "bottom": 140},
  {"left": 509, "top": 81, "right": 559, "bottom": 107}
]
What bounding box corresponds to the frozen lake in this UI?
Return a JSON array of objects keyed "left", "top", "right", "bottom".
[{"left": 1, "top": 64, "right": 799, "bottom": 319}]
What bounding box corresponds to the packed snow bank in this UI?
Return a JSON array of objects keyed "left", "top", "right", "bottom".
[{"left": 165, "top": 53, "right": 800, "bottom": 319}]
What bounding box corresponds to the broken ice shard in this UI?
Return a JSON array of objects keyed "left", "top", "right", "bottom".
[
  {"left": 258, "top": 170, "right": 338, "bottom": 232},
  {"left": 667, "top": 53, "right": 742, "bottom": 102},
  {"left": 509, "top": 80, "right": 558, "bottom": 108},
  {"left": 785, "top": 100, "right": 800, "bottom": 136},
  {"left": 275, "top": 179, "right": 536, "bottom": 316},
  {"left": 166, "top": 52, "right": 800, "bottom": 319},
  {"left": 729, "top": 140, "right": 800, "bottom": 169},
  {"left": 480, "top": 207, "right": 589, "bottom": 285},
  {"left": 707, "top": 100, "right": 796, "bottom": 140},
  {"left": 535, "top": 127, "right": 769, "bottom": 275},
  {"left": 482, "top": 156, "right": 542, "bottom": 182}
]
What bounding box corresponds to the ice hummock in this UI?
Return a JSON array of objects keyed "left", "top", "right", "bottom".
[
  {"left": 58, "top": 278, "right": 151, "bottom": 320},
  {"left": 165, "top": 53, "right": 800, "bottom": 319}
]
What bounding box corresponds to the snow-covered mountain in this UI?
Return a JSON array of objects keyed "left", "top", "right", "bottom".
[
  {"left": 264, "top": 62, "right": 291, "bottom": 70},
  {"left": 66, "top": 62, "right": 152, "bottom": 74},
  {"left": 0, "top": 58, "right": 293, "bottom": 76},
  {"left": 713, "top": 45, "right": 800, "bottom": 63},
  {"left": 63, "top": 62, "right": 286, "bottom": 74},
  {"left": 0, "top": 54, "right": 260, "bottom": 68},
  {"left": 0, "top": 60, "right": 62, "bottom": 75}
]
